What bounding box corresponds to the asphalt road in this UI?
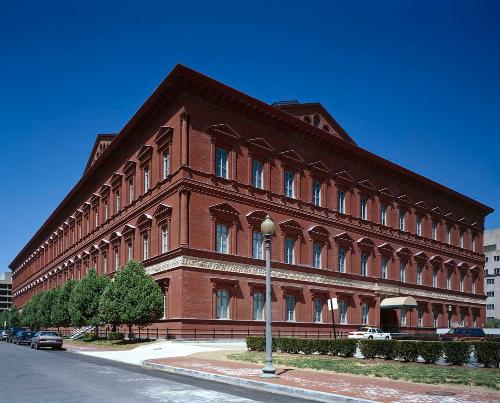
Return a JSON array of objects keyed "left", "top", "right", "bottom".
[{"left": 0, "top": 341, "right": 313, "bottom": 403}]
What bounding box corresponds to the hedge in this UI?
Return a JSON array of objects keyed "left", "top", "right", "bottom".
[
  {"left": 442, "top": 342, "right": 471, "bottom": 366},
  {"left": 473, "top": 342, "right": 500, "bottom": 368},
  {"left": 418, "top": 341, "right": 443, "bottom": 364},
  {"left": 395, "top": 341, "right": 420, "bottom": 362},
  {"left": 359, "top": 340, "right": 397, "bottom": 359},
  {"left": 107, "top": 331, "right": 125, "bottom": 341},
  {"left": 246, "top": 337, "right": 357, "bottom": 357}
]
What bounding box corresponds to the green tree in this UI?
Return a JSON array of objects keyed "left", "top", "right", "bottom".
[
  {"left": 39, "top": 289, "right": 59, "bottom": 328},
  {"left": 51, "top": 280, "right": 77, "bottom": 328},
  {"left": 21, "top": 293, "right": 44, "bottom": 329},
  {"left": 69, "top": 269, "right": 109, "bottom": 334},
  {"left": 485, "top": 318, "right": 500, "bottom": 328},
  {"left": 99, "top": 261, "right": 163, "bottom": 339}
]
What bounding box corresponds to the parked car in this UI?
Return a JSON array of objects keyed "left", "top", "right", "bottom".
[
  {"left": 0, "top": 330, "right": 8, "bottom": 341},
  {"left": 30, "top": 331, "right": 63, "bottom": 350},
  {"left": 12, "top": 330, "right": 36, "bottom": 345},
  {"left": 439, "top": 327, "right": 486, "bottom": 341},
  {"left": 6, "top": 327, "right": 28, "bottom": 343},
  {"left": 348, "top": 326, "right": 392, "bottom": 340}
]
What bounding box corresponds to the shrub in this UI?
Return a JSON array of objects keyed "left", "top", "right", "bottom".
[
  {"left": 246, "top": 336, "right": 265, "bottom": 351},
  {"left": 336, "top": 339, "right": 357, "bottom": 357},
  {"left": 359, "top": 340, "right": 397, "bottom": 360},
  {"left": 397, "top": 335, "right": 439, "bottom": 341},
  {"left": 395, "top": 341, "right": 419, "bottom": 362},
  {"left": 418, "top": 341, "right": 443, "bottom": 364},
  {"left": 442, "top": 342, "right": 472, "bottom": 366},
  {"left": 473, "top": 342, "right": 500, "bottom": 368},
  {"left": 277, "top": 337, "right": 301, "bottom": 354},
  {"left": 315, "top": 339, "right": 333, "bottom": 355},
  {"left": 107, "top": 332, "right": 125, "bottom": 341},
  {"left": 83, "top": 332, "right": 98, "bottom": 342}
]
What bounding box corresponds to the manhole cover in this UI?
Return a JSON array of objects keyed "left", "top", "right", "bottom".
[{"left": 426, "top": 391, "right": 456, "bottom": 397}]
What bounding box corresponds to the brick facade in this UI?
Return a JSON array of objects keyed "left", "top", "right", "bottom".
[{"left": 9, "top": 65, "right": 492, "bottom": 334}]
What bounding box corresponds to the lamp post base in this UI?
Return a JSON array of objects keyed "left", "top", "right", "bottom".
[{"left": 261, "top": 362, "right": 278, "bottom": 378}]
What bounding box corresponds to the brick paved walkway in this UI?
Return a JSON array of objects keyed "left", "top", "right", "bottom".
[{"left": 146, "top": 356, "right": 500, "bottom": 402}]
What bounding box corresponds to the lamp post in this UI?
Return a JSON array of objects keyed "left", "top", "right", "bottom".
[
  {"left": 448, "top": 305, "right": 452, "bottom": 329},
  {"left": 261, "top": 215, "right": 277, "bottom": 378}
]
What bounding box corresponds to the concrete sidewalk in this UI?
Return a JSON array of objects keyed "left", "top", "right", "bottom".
[{"left": 143, "top": 356, "right": 500, "bottom": 403}]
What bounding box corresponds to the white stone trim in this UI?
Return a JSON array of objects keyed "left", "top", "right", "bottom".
[{"left": 146, "top": 256, "right": 485, "bottom": 305}]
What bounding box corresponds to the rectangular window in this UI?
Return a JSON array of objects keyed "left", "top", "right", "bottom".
[
  {"left": 432, "top": 268, "right": 438, "bottom": 287},
  {"left": 252, "top": 160, "right": 264, "bottom": 189},
  {"left": 253, "top": 292, "right": 264, "bottom": 320},
  {"left": 338, "top": 248, "right": 346, "bottom": 273},
  {"left": 460, "top": 231, "right": 464, "bottom": 248},
  {"left": 432, "top": 221, "right": 437, "bottom": 240},
  {"left": 400, "top": 262, "right": 406, "bottom": 282},
  {"left": 104, "top": 200, "right": 109, "bottom": 221},
  {"left": 115, "top": 190, "right": 121, "bottom": 213},
  {"left": 446, "top": 224, "right": 451, "bottom": 244},
  {"left": 103, "top": 253, "right": 107, "bottom": 274},
  {"left": 312, "top": 180, "right": 321, "bottom": 206},
  {"left": 361, "top": 302, "right": 369, "bottom": 325},
  {"left": 400, "top": 308, "right": 407, "bottom": 327},
  {"left": 313, "top": 243, "right": 322, "bottom": 269},
  {"left": 418, "top": 306, "right": 424, "bottom": 327},
  {"left": 416, "top": 215, "right": 422, "bottom": 236},
  {"left": 252, "top": 231, "right": 263, "bottom": 259},
  {"left": 314, "top": 298, "right": 323, "bottom": 323},
  {"left": 446, "top": 271, "right": 452, "bottom": 290},
  {"left": 399, "top": 209, "right": 405, "bottom": 231},
  {"left": 216, "top": 147, "right": 229, "bottom": 179},
  {"left": 285, "top": 238, "right": 295, "bottom": 264},
  {"left": 127, "top": 242, "right": 133, "bottom": 261},
  {"left": 285, "top": 295, "right": 296, "bottom": 321},
  {"left": 114, "top": 248, "right": 119, "bottom": 271},
  {"left": 162, "top": 150, "right": 170, "bottom": 180},
  {"left": 339, "top": 300, "right": 347, "bottom": 324},
  {"left": 472, "top": 278, "right": 477, "bottom": 293},
  {"left": 284, "top": 170, "right": 295, "bottom": 198},
  {"left": 472, "top": 235, "right": 476, "bottom": 252},
  {"left": 380, "top": 204, "right": 387, "bottom": 226},
  {"left": 433, "top": 309, "right": 439, "bottom": 327},
  {"left": 337, "top": 191, "right": 345, "bottom": 214},
  {"left": 144, "top": 166, "right": 150, "bottom": 193},
  {"left": 143, "top": 234, "right": 149, "bottom": 260},
  {"left": 487, "top": 278, "right": 495, "bottom": 285},
  {"left": 417, "top": 265, "right": 422, "bottom": 285},
  {"left": 361, "top": 253, "right": 368, "bottom": 276},
  {"left": 216, "top": 289, "right": 229, "bottom": 319},
  {"left": 360, "top": 198, "right": 367, "bottom": 220},
  {"left": 381, "top": 256, "right": 388, "bottom": 279},
  {"left": 216, "top": 224, "right": 229, "bottom": 254},
  {"left": 129, "top": 177, "right": 135, "bottom": 204},
  {"left": 161, "top": 226, "right": 168, "bottom": 254},
  {"left": 487, "top": 291, "right": 495, "bottom": 297},
  {"left": 459, "top": 274, "right": 464, "bottom": 292},
  {"left": 94, "top": 209, "right": 99, "bottom": 228}
]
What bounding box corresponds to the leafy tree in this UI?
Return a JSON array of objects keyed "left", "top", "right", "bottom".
[
  {"left": 39, "top": 289, "right": 59, "bottom": 328},
  {"left": 0, "top": 308, "right": 19, "bottom": 328},
  {"left": 69, "top": 269, "right": 110, "bottom": 334},
  {"left": 485, "top": 318, "right": 500, "bottom": 328},
  {"left": 51, "top": 280, "right": 77, "bottom": 327},
  {"left": 21, "top": 293, "right": 44, "bottom": 329},
  {"left": 99, "top": 261, "right": 163, "bottom": 339}
]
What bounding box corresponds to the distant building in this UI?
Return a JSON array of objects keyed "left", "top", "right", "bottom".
[
  {"left": 0, "top": 272, "right": 12, "bottom": 312},
  {"left": 484, "top": 229, "right": 500, "bottom": 320}
]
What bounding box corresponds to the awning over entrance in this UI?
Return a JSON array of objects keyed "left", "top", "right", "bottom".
[{"left": 380, "top": 296, "right": 417, "bottom": 309}]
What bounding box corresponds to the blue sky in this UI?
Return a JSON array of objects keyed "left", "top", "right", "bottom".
[{"left": 1, "top": 1, "right": 499, "bottom": 275}]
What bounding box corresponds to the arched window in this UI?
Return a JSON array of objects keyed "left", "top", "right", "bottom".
[{"left": 313, "top": 114, "right": 320, "bottom": 127}]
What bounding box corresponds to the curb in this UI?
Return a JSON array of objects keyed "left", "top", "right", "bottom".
[{"left": 141, "top": 361, "right": 378, "bottom": 403}]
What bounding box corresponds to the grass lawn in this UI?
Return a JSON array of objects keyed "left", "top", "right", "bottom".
[
  {"left": 227, "top": 351, "right": 500, "bottom": 391},
  {"left": 64, "top": 339, "right": 156, "bottom": 350}
]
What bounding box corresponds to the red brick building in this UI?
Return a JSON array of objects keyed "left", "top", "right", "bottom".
[{"left": 9, "top": 65, "right": 493, "bottom": 334}]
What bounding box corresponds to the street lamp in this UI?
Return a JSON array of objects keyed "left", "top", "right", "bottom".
[
  {"left": 260, "top": 215, "right": 277, "bottom": 378},
  {"left": 448, "top": 305, "right": 452, "bottom": 329}
]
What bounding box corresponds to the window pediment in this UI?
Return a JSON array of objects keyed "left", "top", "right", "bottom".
[
  {"left": 155, "top": 126, "right": 173, "bottom": 150},
  {"left": 246, "top": 210, "right": 268, "bottom": 228},
  {"left": 308, "top": 225, "right": 330, "bottom": 242},
  {"left": 414, "top": 200, "right": 429, "bottom": 211},
  {"left": 333, "top": 170, "right": 354, "bottom": 186},
  {"left": 333, "top": 232, "right": 354, "bottom": 246},
  {"left": 378, "top": 242, "right": 395, "bottom": 255},
  {"left": 100, "top": 184, "right": 111, "bottom": 197},
  {"left": 279, "top": 219, "right": 303, "bottom": 237},
  {"left": 153, "top": 204, "right": 172, "bottom": 223},
  {"left": 123, "top": 160, "right": 137, "bottom": 178},
  {"left": 137, "top": 145, "right": 153, "bottom": 166},
  {"left": 357, "top": 237, "right": 375, "bottom": 250},
  {"left": 246, "top": 137, "right": 275, "bottom": 155},
  {"left": 279, "top": 149, "right": 304, "bottom": 166},
  {"left": 397, "top": 194, "right": 413, "bottom": 206},
  {"left": 445, "top": 212, "right": 457, "bottom": 222},
  {"left": 209, "top": 202, "right": 240, "bottom": 222},
  {"left": 357, "top": 179, "right": 377, "bottom": 194},
  {"left": 431, "top": 206, "right": 444, "bottom": 217},
  {"left": 90, "top": 193, "right": 100, "bottom": 206},
  {"left": 429, "top": 255, "right": 443, "bottom": 265},
  {"left": 121, "top": 224, "right": 136, "bottom": 239},
  {"left": 308, "top": 161, "right": 330, "bottom": 176},
  {"left": 457, "top": 262, "right": 469, "bottom": 270},
  {"left": 109, "top": 231, "right": 122, "bottom": 245},
  {"left": 111, "top": 172, "right": 123, "bottom": 188},
  {"left": 98, "top": 239, "right": 110, "bottom": 250},
  {"left": 413, "top": 251, "right": 429, "bottom": 262},
  {"left": 136, "top": 213, "right": 153, "bottom": 231},
  {"left": 82, "top": 202, "right": 91, "bottom": 213},
  {"left": 396, "top": 247, "right": 413, "bottom": 260},
  {"left": 379, "top": 187, "right": 395, "bottom": 200},
  {"left": 444, "top": 259, "right": 457, "bottom": 268},
  {"left": 208, "top": 123, "right": 240, "bottom": 144}
]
